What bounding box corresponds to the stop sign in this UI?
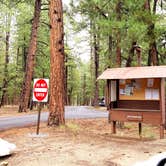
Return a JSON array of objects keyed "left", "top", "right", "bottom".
[{"left": 33, "top": 79, "right": 49, "bottom": 102}]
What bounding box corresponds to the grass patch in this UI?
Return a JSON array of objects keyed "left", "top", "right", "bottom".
[
  {"left": 66, "top": 122, "right": 80, "bottom": 132},
  {"left": 142, "top": 126, "right": 155, "bottom": 139}
]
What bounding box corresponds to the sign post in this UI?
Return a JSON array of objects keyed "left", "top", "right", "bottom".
[{"left": 33, "top": 79, "right": 49, "bottom": 135}]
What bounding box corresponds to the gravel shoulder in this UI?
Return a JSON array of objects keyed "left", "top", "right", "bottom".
[{"left": 0, "top": 119, "right": 166, "bottom": 166}]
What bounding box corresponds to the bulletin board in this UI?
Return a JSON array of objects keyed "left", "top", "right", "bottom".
[{"left": 119, "top": 78, "right": 160, "bottom": 100}]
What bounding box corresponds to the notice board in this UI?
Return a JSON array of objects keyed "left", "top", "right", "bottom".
[{"left": 119, "top": 78, "right": 160, "bottom": 100}]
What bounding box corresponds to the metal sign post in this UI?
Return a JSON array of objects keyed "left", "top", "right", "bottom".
[
  {"left": 33, "top": 78, "right": 49, "bottom": 135},
  {"left": 36, "top": 103, "right": 42, "bottom": 135}
]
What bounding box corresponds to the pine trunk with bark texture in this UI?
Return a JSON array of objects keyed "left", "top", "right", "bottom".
[
  {"left": 115, "top": 0, "right": 122, "bottom": 67},
  {"left": 92, "top": 31, "right": 99, "bottom": 106},
  {"left": 0, "top": 31, "right": 10, "bottom": 107},
  {"left": 18, "top": 0, "right": 41, "bottom": 112},
  {"left": 64, "top": 53, "right": 68, "bottom": 105},
  {"left": 145, "top": 0, "right": 159, "bottom": 66},
  {"left": 48, "top": 0, "right": 65, "bottom": 126},
  {"left": 126, "top": 41, "right": 136, "bottom": 67}
]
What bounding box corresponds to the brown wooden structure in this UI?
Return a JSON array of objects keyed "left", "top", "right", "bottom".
[{"left": 98, "top": 66, "right": 166, "bottom": 138}]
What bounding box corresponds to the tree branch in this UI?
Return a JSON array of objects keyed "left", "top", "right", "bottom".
[
  {"left": 37, "top": 40, "right": 49, "bottom": 46},
  {"left": 41, "top": 3, "right": 49, "bottom": 6},
  {"left": 41, "top": 21, "right": 51, "bottom": 28},
  {"left": 95, "top": 5, "right": 108, "bottom": 19},
  {"left": 41, "top": 8, "right": 49, "bottom": 11}
]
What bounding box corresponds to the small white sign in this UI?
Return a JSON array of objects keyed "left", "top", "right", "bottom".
[
  {"left": 145, "top": 88, "right": 159, "bottom": 100},
  {"left": 145, "top": 89, "right": 152, "bottom": 99},
  {"left": 147, "top": 79, "right": 154, "bottom": 87},
  {"left": 152, "top": 89, "right": 159, "bottom": 100}
]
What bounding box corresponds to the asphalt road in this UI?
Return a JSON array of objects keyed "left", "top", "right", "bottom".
[{"left": 0, "top": 106, "right": 108, "bottom": 131}]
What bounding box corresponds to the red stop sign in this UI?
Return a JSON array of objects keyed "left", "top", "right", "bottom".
[{"left": 33, "top": 79, "right": 48, "bottom": 102}]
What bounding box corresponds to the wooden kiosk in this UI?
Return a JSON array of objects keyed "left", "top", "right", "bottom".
[{"left": 98, "top": 66, "right": 166, "bottom": 138}]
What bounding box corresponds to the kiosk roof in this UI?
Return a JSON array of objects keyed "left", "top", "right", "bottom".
[{"left": 98, "top": 66, "right": 166, "bottom": 80}]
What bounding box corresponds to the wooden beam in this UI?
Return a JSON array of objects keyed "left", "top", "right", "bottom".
[
  {"left": 160, "top": 78, "right": 165, "bottom": 125},
  {"left": 106, "top": 80, "right": 111, "bottom": 123},
  {"left": 106, "top": 80, "right": 110, "bottom": 109},
  {"left": 116, "top": 80, "right": 119, "bottom": 102},
  {"left": 138, "top": 122, "right": 142, "bottom": 138},
  {"left": 160, "top": 78, "right": 165, "bottom": 139},
  {"left": 160, "top": 125, "right": 164, "bottom": 139},
  {"left": 112, "top": 121, "right": 116, "bottom": 134}
]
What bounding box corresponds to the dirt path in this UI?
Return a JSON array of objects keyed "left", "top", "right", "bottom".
[{"left": 0, "top": 119, "right": 166, "bottom": 166}]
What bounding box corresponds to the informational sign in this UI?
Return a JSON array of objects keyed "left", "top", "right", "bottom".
[
  {"left": 119, "top": 78, "right": 160, "bottom": 100},
  {"left": 145, "top": 88, "right": 159, "bottom": 100},
  {"left": 33, "top": 79, "right": 49, "bottom": 102}
]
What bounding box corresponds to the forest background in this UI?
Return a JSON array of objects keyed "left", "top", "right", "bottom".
[{"left": 0, "top": 0, "right": 165, "bottom": 109}]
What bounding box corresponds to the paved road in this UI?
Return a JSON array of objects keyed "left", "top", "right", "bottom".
[{"left": 0, "top": 106, "right": 108, "bottom": 131}]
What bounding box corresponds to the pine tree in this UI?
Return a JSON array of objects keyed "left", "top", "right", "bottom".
[
  {"left": 18, "top": 0, "right": 41, "bottom": 112},
  {"left": 48, "top": 0, "right": 65, "bottom": 126}
]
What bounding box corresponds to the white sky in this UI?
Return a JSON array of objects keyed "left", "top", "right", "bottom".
[{"left": 63, "top": 0, "right": 90, "bottom": 63}]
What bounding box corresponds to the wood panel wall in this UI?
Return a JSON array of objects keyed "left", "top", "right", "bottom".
[{"left": 111, "top": 100, "right": 160, "bottom": 110}]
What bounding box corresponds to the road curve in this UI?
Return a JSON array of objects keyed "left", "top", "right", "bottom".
[{"left": 0, "top": 106, "right": 108, "bottom": 131}]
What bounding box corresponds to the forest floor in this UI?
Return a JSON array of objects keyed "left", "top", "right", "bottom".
[
  {"left": 0, "top": 105, "right": 49, "bottom": 118},
  {"left": 0, "top": 107, "right": 166, "bottom": 166}
]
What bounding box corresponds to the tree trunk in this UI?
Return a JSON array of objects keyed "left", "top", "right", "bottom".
[
  {"left": 64, "top": 53, "right": 68, "bottom": 105},
  {"left": 0, "top": 31, "right": 10, "bottom": 107},
  {"left": 48, "top": 0, "right": 65, "bottom": 126},
  {"left": 116, "top": 34, "right": 121, "bottom": 67},
  {"left": 92, "top": 31, "right": 99, "bottom": 106},
  {"left": 145, "top": 0, "right": 159, "bottom": 66},
  {"left": 148, "top": 27, "right": 159, "bottom": 66},
  {"left": 108, "top": 35, "right": 113, "bottom": 64},
  {"left": 18, "top": 0, "right": 41, "bottom": 112},
  {"left": 89, "top": 20, "right": 94, "bottom": 106},
  {"left": 115, "top": 0, "right": 122, "bottom": 67},
  {"left": 82, "top": 74, "right": 86, "bottom": 106},
  {"left": 22, "top": 36, "right": 27, "bottom": 72},
  {"left": 126, "top": 41, "right": 136, "bottom": 67}
]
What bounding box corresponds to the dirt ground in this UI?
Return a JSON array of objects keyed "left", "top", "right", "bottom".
[
  {"left": 0, "top": 105, "right": 48, "bottom": 117},
  {"left": 0, "top": 106, "right": 166, "bottom": 166}
]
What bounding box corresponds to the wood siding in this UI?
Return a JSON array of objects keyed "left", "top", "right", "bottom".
[
  {"left": 110, "top": 110, "right": 161, "bottom": 125},
  {"left": 116, "top": 100, "right": 160, "bottom": 110}
]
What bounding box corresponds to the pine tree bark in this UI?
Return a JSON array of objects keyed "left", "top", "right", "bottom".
[
  {"left": 82, "top": 74, "right": 87, "bottom": 105},
  {"left": 148, "top": 26, "right": 159, "bottom": 66},
  {"left": 64, "top": 53, "right": 68, "bottom": 105},
  {"left": 22, "top": 36, "right": 27, "bottom": 72},
  {"left": 92, "top": 31, "right": 99, "bottom": 106},
  {"left": 18, "top": 0, "right": 41, "bottom": 112},
  {"left": 115, "top": 0, "right": 122, "bottom": 67},
  {"left": 0, "top": 10, "right": 12, "bottom": 107},
  {"left": 145, "top": 0, "right": 159, "bottom": 66},
  {"left": 108, "top": 35, "right": 113, "bottom": 63},
  {"left": 0, "top": 31, "right": 10, "bottom": 107},
  {"left": 48, "top": 0, "right": 65, "bottom": 126},
  {"left": 126, "top": 41, "right": 136, "bottom": 67}
]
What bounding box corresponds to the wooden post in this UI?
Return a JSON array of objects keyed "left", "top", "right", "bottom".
[
  {"left": 36, "top": 103, "right": 42, "bottom": 135},
  {"left": 112, "top": 121, "right": 116, "bottom": 134},
  {"left": 106, "top": 80, "right": 110, "bottom": 110},
  {"left": 107, "top": 80, "right": 111, "bottom": 123},
  {"left": 160, "top": 78, "right": 165, "bottom": 139},
  {"left": 160, "top": 125, "right": 164, "bottom": 139},
  {"left": 138, "top": 122, "right": 142, "bottom": 138}
]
